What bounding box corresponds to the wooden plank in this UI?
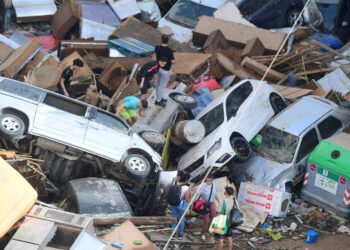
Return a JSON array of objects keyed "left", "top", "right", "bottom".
[
  {"left": 241, "top": 57, "right": 285, "bottom": 81},
  {"left": 93, "top": 216, "right": 176, "bottom": 226},
  {"left": 217, "top": 53, "right": 257, "bottom": 80},
  {"left": 312, "top": 40, "right": 350, "bottom": 62},
  {"left": 241, "top": 37, "right": 265, "bottom": 59},
  {"left": 271, "top": 84, "right": 313, "bottom": 101},
  {"left": 171, "top": 52, "right": 212, "bottom": 76},
  {"left": 193, "top": 16, "right": 286, "bottom": 52}
]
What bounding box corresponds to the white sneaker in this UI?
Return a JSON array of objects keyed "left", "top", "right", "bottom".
[{"left": 200, "top": 234, "right": 206, "bottom": 242}]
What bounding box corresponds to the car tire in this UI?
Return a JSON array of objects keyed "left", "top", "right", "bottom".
[
  {"left": 140, "top": 131, "right": 166, "bottom": 150},
  {"left": 231, "top": 136, "right": 252, "bottom": 163},
  {"left": 286, "top": 8, "right": 303, "bottom": 27},
  {"left": 270, "top": 94, "right": 286, "bottom": 114},
  {"left": 0, "top": 113, "right": 25, "bottom": 140},
  {"left": 169, "top": 92, "right": 197, "bottom": 110},
  {"left": 123, "top": 154, "right": 151, "bottom": 180}
]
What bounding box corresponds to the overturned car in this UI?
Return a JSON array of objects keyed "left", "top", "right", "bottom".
[{"left": 0, "top": 77, "right": 167, "bottom": 215}]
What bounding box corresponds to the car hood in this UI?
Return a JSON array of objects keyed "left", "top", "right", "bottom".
[
  {"left": 158, "top": 17, "right": 193, "bottom": 43},
  {"left": 244, "top": 154, "right": 290, "bottom": 187},
  {"left": 178, "top": 124, "right": 226, "bottom": 170}
]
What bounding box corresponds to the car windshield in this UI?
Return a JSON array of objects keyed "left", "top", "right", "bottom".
[
  {"left": 166, "top": 0, "right": 216, "bottom": 28},
  {"left": 198, "top": 104, "right": 224, "bottom": 136},
  {"left": 257, "top": 125, "right": 299, "bottom": 163}
]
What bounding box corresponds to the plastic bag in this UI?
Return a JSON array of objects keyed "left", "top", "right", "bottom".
[{"left": 209, "top": 215, "right": 228, "bottom": 235}]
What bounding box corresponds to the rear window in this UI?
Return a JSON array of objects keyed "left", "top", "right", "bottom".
[{"left": 0, "top": 79, "right": 42, "bottom": 102}]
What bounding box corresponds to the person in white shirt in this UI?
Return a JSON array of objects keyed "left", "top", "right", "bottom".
[{"left": 198, "top": 175, "right": 219, "bottom": 242}]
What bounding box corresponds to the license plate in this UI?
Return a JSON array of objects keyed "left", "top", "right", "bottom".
[{"left": 315, "top": 173, "right": 338, "bottom": 195}]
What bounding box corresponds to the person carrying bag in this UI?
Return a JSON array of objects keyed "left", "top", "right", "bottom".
[{"left": 195, "top": 176, "right": 218, "bottom": 242}]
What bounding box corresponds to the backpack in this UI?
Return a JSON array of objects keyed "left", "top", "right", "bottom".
[{"left": 167, "top": 183, "right": 185, "bottom": 206}]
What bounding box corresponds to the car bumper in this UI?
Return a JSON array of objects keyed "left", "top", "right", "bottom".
[{"left": 183, "top": 151, "right": 234, "bottom": 180}]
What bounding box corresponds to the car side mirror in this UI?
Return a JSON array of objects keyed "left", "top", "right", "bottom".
[{"left": 128, "top": 129, "right": 133, "bottom": 136}]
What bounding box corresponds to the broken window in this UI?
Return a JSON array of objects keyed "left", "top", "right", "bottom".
[
  {"left": 198, "top": 104, "right": 224, "bottom": 136},
  {"left": 95, "top": 110, "right": 128, "bottom": 133},
  {"left": 318, "top": 116, "right": 342, "bottom": 139},
  {"left": 166, "top": 0, "right": 216, "bottom": 28},
  {"left": 43, "top": 93, "right": 87, "bottom": 117},
  {"left": 257, "top": 125, "right": 299, "bottom": 163},
  {"left": 225, "top": 81, "right": 253, "bottom": 119},
  {"left": 296, "top": 128, "right": 319, "bottom": 162}
]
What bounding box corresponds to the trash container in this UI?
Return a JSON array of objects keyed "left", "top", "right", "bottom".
[{"left": 301, "top": 132, "right": 350, "bottom": 218}]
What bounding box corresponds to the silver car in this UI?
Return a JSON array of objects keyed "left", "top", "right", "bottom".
[
  {"left": 0, "top": 77, "right": 162, "bottom": 180},
  {"left": 235, "top": 96, "right": 350, "bottom": 192}
]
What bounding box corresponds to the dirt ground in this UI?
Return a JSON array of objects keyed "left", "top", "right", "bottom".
[{"left": 266, "top": 234, "right": 350, "bottom": 250}]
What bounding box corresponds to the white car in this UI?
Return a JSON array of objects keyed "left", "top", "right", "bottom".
[
  {"left": 234, "top": 96, "right": 350, "bottom": 192},
  {"left": 178, "top": 80, "right": 285, "bottom": 180},
  {"left": 0, "top": 77, "right": 162, "bottom": 180},
  {"left": 158, "top": 0, "right": 228, "bottom": 43}
]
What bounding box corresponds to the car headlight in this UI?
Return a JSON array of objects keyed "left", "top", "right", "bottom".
[{"left": 207, "top": 138, "right": 222, "bottom": 158}]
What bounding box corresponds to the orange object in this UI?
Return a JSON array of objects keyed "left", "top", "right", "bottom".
[{"left": 0, "top": 157, "right": 37, "bottom": 237}]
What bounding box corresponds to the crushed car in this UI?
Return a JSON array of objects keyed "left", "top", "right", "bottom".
[
  {"left": 0, "top": 77, "right": 164, "bottom": 215},
  {"left": 234, "top": 96, "right": 350, "bottom": 192},
  {"left": 177, "top": 79, "right": 286, "bottom": 181}
]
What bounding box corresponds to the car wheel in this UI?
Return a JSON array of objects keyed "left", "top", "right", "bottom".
[
  {"left": 140, "top": 131, "right": 166, "bottom": 150},
  {"left": 123, "top": 154, "right": 151, "bottom": 180},
  {"left": 169, "top": 92, "right": 197, "bottom": 110},
  {"left": 270, "top": 94, "right": 286, "bottom": 114},
  {"left": 0, "top": 113, "right": 25, "bottom": 140},
  {"left": 231, "top": 136, "right": 252, "bottom": 163},
  {"left": 286, "top": 8, "right": 303, "bottom": 27}
]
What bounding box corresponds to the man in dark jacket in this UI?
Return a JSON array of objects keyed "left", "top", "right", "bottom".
[
  {"left": 136, "top": 58, "right": 167, "bottom": 99},
  {"left": 155, "top": 34, "right": 175, "bottom": 107},
  {"left": 57, "top": 59, "right": 84, "bottom": 98}
]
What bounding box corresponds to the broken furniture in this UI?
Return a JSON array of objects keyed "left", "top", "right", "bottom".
[
  {"left": 51, "top": 0, "right": 81, "bottom": 39},
  {"left": 5, "top": 205, "right": 104, "bottom": 250},
  {"left": 192, "top": 16, "right": 286, "bottom": 53},
  {"left": 12, "top": 0, "right": 57, "bottom": 23}
]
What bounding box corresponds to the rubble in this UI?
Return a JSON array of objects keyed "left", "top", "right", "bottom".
[{"left": 0, "top": 0, "right": 350, "bottom": 249}]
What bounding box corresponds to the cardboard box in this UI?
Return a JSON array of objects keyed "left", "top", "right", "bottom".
[
  {"left": 51, "top": 0, "right": 81, "bottom": 39},
  {"left": 101, "top": 220, "right": 156, "bottom": 250},
  {"left": 237, "top": 182, "right": 291, "bottom": 217}
]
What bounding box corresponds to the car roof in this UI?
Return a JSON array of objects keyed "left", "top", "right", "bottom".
[
  {"left": 269, "top": 96, "right": 335, "bottom": 136},
  {"left": 196, "top": 79, "right": 265, "bottom": 119}
]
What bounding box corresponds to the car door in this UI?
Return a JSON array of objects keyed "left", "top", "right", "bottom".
[
  {"left": 32, "top": 93, "right": 88, "bottom": 145},
  {"left": 84, "top": 108, "right": 132, "bottom": 161},
  {"left": 293, "top": 128, "right": 320, "bottom": 183}
]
